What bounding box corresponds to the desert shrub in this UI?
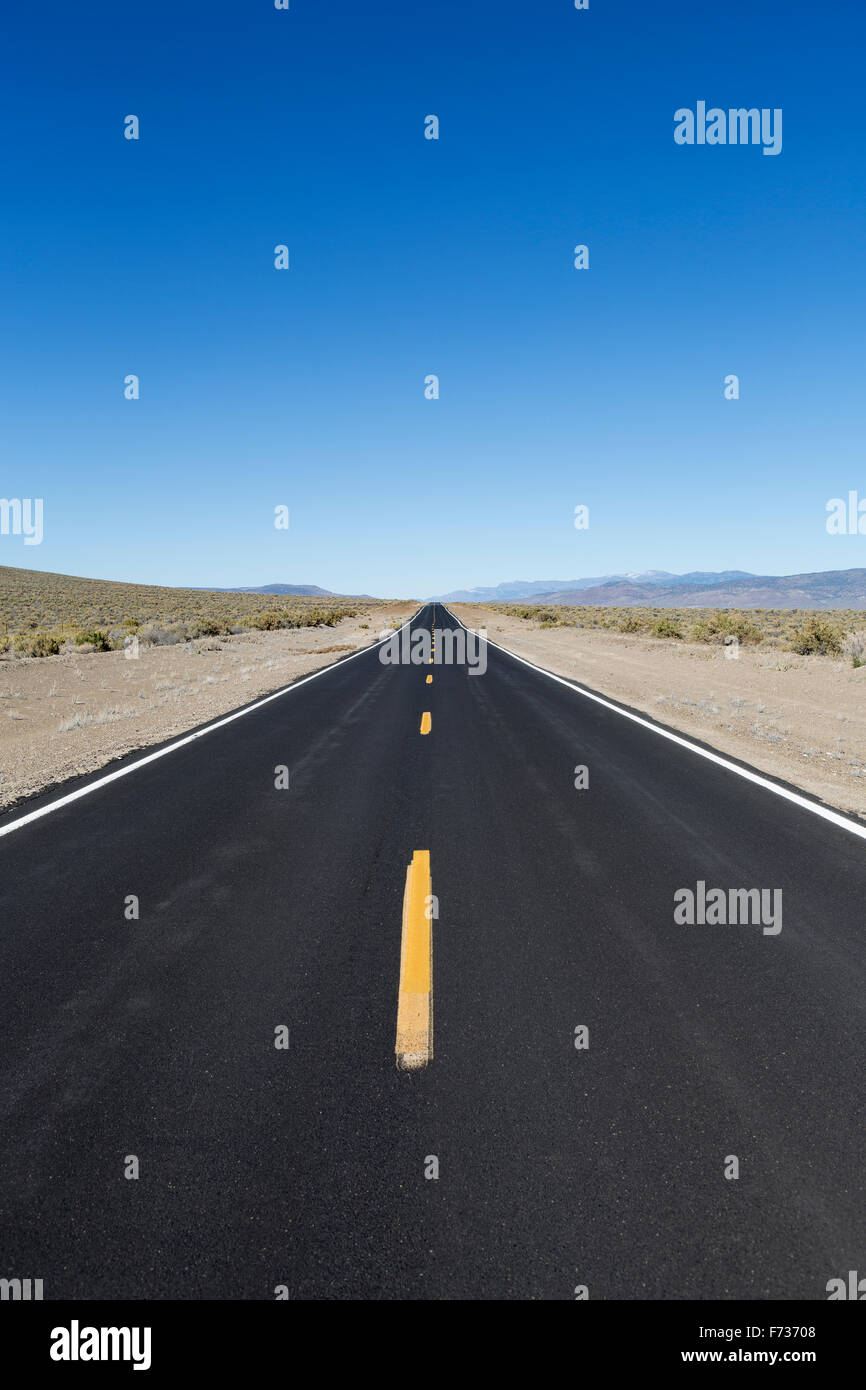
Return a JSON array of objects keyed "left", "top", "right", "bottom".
[
  {"left": 74, "top": 629, "right": 111, "bottom": 650},
  {"left": 138, "top": 622, "right": 189, "bottom": 646},
  {"left": 652, "top": 617, "right": 683, "bottom": 639},
  {"left": 300, "top": 606, "right": 356, "bottom": 627},
  {"left": 191, "top": 618, "right": 223, "bottom": 638},
  {"left": 250, "top": 611, "right": 286, "bottom": 631},
  {"left": 691, "top": 612, "right": 761, "bottom": 645},
  {"left": 617, "top": 613, "right": 648, "bottom": 634},
  {"left": 16, "top": 630, "right": 61, "bottom": 657},
  {"left": 728, "top": 615, "right": 762, "bottom": 643},
  {"left": 842, "top": 630, "right": 866, "bottom": 667},
  {"left": 789, "top": 616, "right": 843, "bottom": 656},
  {"left": 532, "top": 607, "right": 565, "bottom": 626},
  {"left": 691, "top": 616, "right": 717, "bottom": 642}
]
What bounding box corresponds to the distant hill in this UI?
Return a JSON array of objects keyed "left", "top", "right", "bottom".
[
  {"left": 527, "top": 569, "right": 866, "bottom": 610},
  {"left": 432, "top": 572, "right": 754, "bottom": 603},
  {"left": 197, "top": 583, "right": 337, "bottom": 597},
  {"left": 0, "top": 565, "right": 378, "bottom": 634}
]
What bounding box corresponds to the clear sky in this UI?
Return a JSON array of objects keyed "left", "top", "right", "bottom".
[{"left": 2, "top": 0, "right": 864, "bottom": 597}]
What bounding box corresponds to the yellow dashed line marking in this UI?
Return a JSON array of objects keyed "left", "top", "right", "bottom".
[
  {"left": 395, "top": 850, "right": 433, "bottom": 1070},
  {"left": 420, "top": 711, "right": 432, "bottom": 735}
]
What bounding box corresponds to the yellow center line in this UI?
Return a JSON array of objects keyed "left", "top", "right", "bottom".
[
  {"left": 420, "top": 711, "right": 432, "bottom": 735},
  {"left": 395, "top": 850, "right": 433, "bottom": 1070}
]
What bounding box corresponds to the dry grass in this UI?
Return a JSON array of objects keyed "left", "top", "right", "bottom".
[
  {"left": 489, "top": 601, "right": 859, "bottom": 658},
  {"left": 0, "top": 565, "right": 390, "bottom": 659}
]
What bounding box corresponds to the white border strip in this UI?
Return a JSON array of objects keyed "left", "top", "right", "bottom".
[
  {"left": 0, "top": 609, "right": 421, "bottom": 840},
  {"left": 444, "top": 606, "right": 866, "bottom": 842}
]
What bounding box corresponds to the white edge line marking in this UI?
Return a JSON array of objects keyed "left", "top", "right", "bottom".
[
  {"left": 0, "top": 608, "right": 423, "bottom": 840},
  {"left": 443, "top": 605, "right": 866, "bottom": 843}
]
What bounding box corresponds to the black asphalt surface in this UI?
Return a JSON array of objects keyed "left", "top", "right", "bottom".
[{"left": 0, "top": 602, "right": 864, "bottom": 1300}]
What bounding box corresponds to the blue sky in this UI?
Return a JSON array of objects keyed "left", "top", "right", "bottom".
[{"left": 2, "top": 0, "right": 865, "bottom": 597}]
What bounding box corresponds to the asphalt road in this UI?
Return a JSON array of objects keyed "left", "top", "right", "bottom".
[{"left": 0, "top": 602, "right": 864, "bottom": 1300}]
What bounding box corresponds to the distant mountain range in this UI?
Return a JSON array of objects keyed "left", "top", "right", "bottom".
[
  {"left": 431, "top": 572, "right": 755, "bottom": 603},
  {"left": 434, "top": 570, "right": 866, "bottom": 610},
  {"left": 192, "top": 568, "right": 866, "bottom": 609}
]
